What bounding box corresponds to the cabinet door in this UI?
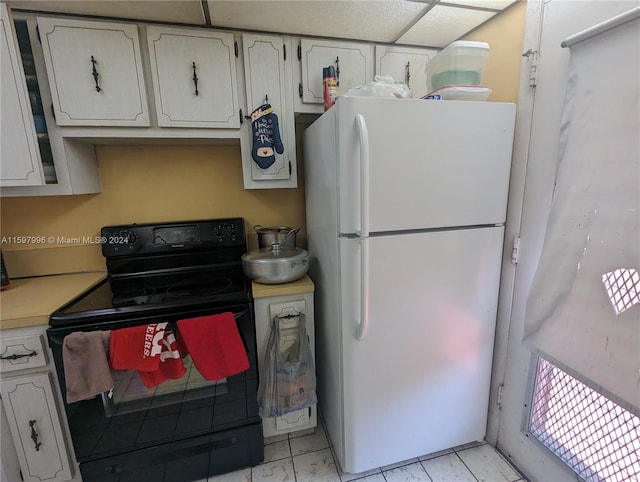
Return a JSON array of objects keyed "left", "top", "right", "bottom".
[
  {"left": 375, "top": 45, "right": 439, "bottom": 98},
  {"left": 242, "top": 34, "right": 296, "bottom": 187},
  {"left": 147, "top": 26, "right": 240, "bottom": 128},
  {"left": 0, "top": 4, "right": 44, "bottom": 187},
  {"left": 37, "top": 16, "right": 149, "bottom": 127},
  {"left": 0, "top": 373, "right": 72, "bottom": 482},
  {"left": 300, "top": 38, "right": 373, "bottom": 104}
]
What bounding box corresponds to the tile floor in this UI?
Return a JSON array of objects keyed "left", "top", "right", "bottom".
[{"left": 203, "top": 422, "right": 528, "bottom": 482}]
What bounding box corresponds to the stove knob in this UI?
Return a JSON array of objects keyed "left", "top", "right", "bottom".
[{"left": 121, "top": 230, "right": 137, "bottom": 245}]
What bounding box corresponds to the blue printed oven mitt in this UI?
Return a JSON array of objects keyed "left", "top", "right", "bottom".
[{"left": 250, "top": 104, "right": 284, "bottom": 169}]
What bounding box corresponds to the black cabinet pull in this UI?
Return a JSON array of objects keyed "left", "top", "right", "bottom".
[
  {"left": 29, "top": 420, "right": 42, "bottom": 451},
  {"left": 335, "top": 56, "right": 340, "bottom": 87},
  {"left": 192, "top": 62, "right": 199, "bottom": 96},
  {"left": 239, "top": 109, "right": 243, "bottom": 124},
  {"left": 91, "top": 56, "right": 101, "bottom": 92},
  {"left": 298, "top": 83, "right": 303, "bottom": 99},
  {"left": 406, "top": 61, "right": 411, "bottom": 85},
  {"left": 0, "top": 350, "right": 36, "bottom": 361}
]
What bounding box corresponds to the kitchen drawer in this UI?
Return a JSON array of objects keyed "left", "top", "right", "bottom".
[{"left": 0, "top": 334, "right": 47, "bottom": 373}]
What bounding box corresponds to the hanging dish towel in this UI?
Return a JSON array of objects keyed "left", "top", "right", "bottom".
[
  {"left": 137, "top": 331, "right": 186, "bottom": 388},
  {"left": 63, "top": 331, "right": 113, "bottom": 403},
  {"left": 109, "top": 322, "right": 186, "bottom": 388},
  {"left": 177, "top": 312, "right": 249, "bottom": 381},
  {"left": 109, "top": 322, "right": 168, "bottom": 372}
]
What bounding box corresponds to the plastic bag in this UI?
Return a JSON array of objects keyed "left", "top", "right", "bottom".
[
  {"left": 257, "top": 313, "right": 317, "bottom": 418},
  {"left": 344, "top": 75, "right": 412, "bottom": 98}
]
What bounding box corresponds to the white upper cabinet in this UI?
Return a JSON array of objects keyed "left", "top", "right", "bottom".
[
  {"left": 241, "top": 34, "right": 297, "bottom": 188},
  {"left": 0, "top": 3, "right": 44, "bottom": 187},
  {"left": 375, "top": 45, "right": 439, "bottom": 99},
  {"left": 146, "top": 25, "right": 240, "bottom": 128},
  {"left": 37, "top": 16, "right": 150, "bottom": 127},
  {"left": 297, "top": 38, "right": 373, "bottom": 109}
]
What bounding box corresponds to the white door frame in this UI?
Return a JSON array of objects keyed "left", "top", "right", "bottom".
[{"left": 487, "top": 1, "right": 640, "bottom": 480}]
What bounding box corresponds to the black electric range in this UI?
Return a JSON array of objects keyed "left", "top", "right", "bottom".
[{"left": 47, "top": 218, "right": 264, "bottom": 482}]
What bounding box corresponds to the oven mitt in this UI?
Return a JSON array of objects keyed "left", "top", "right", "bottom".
[
  {"left": 177, "top": 312, "right": 249, "bottom": 381},
  {"left": 250, "top": 103, "right": 284, "bottom": 169}
]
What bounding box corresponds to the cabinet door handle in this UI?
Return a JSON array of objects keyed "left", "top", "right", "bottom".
[
  {"left": 335, "top": 56, "right": 340, "bottom": 87},
  {"left": 91, "top": 56, "right": 101, "bottom": 93},
  {"left": 192, "top": 61, "right": 199, "bottom": 96},
  {"left": 29, "top": 420, "right": 42, "bottom": 451},
  {"left": 406, "top": 61, "right": 411, "bottom": 84},
  {"left": 0, "top": 350, "right": 37, "bottom": 361}
]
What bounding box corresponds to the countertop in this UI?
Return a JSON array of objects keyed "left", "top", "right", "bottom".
[
  {"left": 1, "top": 271, "right": 310, "bottom": 329},
  {"left": 251, "top": 274, "right": 315, "bottom": 299},
  {"left": 0, "top": 271, "right": 107, "bottom": 330}
]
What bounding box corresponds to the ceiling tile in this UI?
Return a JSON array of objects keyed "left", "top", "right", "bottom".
[
  {"left": 9, "top": 0, "right": 207, "bottom": 25},
  {"left": 396, "top": 4, "right": 496, "bottom": 47},
  {"left": 439, "top": 0, "right": 519, "bottom": 11},
  {"left": 207, "top": 0, "right": 430, "bottom": 43}
]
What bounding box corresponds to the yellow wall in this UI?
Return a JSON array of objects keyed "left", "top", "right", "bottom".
[
  {"left": 0, "top": 4, "right": 526, "bottom": 277},
  {"left": 1, "top": 142, "right": 308, "bottom": 275},
  {"left": 464, "top": 0, "right": 527, "bottom": 103}
]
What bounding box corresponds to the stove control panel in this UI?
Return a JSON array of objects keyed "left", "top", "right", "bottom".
[{"left": 101, "top": 218, "right": 246, "bottom": 257}]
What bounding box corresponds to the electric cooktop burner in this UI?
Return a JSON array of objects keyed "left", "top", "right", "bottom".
[
  {"left": 50, "top": 218, "right": 251, "bottom": 326},
  {"left": 112, "top": 276, "right": 237, "bottom": 306}
]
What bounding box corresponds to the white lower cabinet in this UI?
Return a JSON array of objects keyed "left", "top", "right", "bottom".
[
  {"left": 0, "top": 326, "right": 77, "bottom": 482},
  {"left": 0, "top": 373, "right": 73, "bottom": 482},
  {"left": 252, "top": 277, "right": 317, "bottom": 438}
]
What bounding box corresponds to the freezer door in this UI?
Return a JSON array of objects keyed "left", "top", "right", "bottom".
[
  {"left": 337, "top": 97, "right": 515, "bottom": 234},
  {"left": 338, "top": 226, "right": 504, "bottom": 473}
]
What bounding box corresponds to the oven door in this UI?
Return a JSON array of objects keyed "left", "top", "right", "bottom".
[{"left": 47, "top": 303, "right": 263, "bottom": 481}]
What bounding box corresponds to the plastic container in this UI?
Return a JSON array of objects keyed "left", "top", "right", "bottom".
[
  {"left": 423, "top": 85, "right": 492, "bottom": 101},
  {"left": 425, "top": 41, "right": 490, "bottom": 92}
]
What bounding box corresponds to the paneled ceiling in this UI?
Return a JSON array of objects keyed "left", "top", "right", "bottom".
[{"left": 9, "top": 0, "right": 519, "bottom": 48}]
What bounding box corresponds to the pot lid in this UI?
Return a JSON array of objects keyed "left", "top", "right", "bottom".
[
  {"left": 253, "top": 225, "right": 299, "bottom": 234},
  {"left": 242, "top": 246, "right": 308, "bottom": 263}
]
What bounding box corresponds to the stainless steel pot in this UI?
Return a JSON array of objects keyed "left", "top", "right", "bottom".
[
  {"left": 254, "top": 225, "right": 299, "bottom": 249},
  {"left": 241, "top": 245, "right": 309, "bottom": 284}
]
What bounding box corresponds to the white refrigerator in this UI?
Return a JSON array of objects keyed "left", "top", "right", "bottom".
[{"left": 303, "top": 96, "right": 516, "bottom": 474}]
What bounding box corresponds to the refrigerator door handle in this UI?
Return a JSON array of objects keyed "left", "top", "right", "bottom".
[
  {"left": 355, "top": 114, "right": 370, "bottom": 238},
  {"left": 356, "top": 237, "right": 370, "bottom": 340}
]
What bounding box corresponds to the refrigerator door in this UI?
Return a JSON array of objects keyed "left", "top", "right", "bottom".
[
  {"left": 337, "top": 97, "right": 516, "bottom": 235},
  {"left": 337, "top": 226, "right": 504, "bottom": 474}
]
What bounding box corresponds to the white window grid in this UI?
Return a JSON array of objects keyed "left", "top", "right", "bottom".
[{"left": 529, "top": 357, "right": 640, "bottom": 482}]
